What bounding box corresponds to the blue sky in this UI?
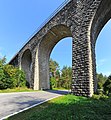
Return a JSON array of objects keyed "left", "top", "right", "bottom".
[
  {"left": 96, "top": 20, "right": 111, "bottom": 76},
  {"left": 0, "top": 0, "right": 111, "bottom": 76},
  {"left": 0, "top": 0, "right": 65, "bottom": 59}
]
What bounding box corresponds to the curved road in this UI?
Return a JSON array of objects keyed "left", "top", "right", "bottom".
[{"left": 0, "top": 90, "right": 69, "bottom": 120}]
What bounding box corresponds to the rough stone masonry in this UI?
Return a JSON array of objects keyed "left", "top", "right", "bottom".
[{"left": 9, "top": 0, "right": 111, "bottom": 97}]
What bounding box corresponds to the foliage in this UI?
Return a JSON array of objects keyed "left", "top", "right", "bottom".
[
  {"left": 92, "top": 94, "right": 109, "bottom": 100},
  {"left": 50, "top": 58, "right": 111, "bottom": 95},
  {"left": 49, "top": 59, "right": 72, "bottom": 89},
  {"left": 103, "top": 75, "right": 111, "bottom": 95},
  {"left": 8, "top": 95, "right": 111, "bottom": 120},
  {"left": 96, "top": 73, "right": 107, "bottom": 95},
  {"left": 97, "top": 73, "right": 107, "bottom": 90},
  {"left": 96, "top": 73, "right": 111, "bottom": 96},
  {"left": 14, "top": 68, "right": 26, "bottom": 87},
  {"left": 49, "top": 59, "right": 60, "bottom": 78},
  {"left": 0, "top": 57, "right": 26, "bottom": 90},
  {"left": 50, "top": 77, "right": 56, "bottom": 89},
  {"left": 0, "top": 87, "right": 35, "bottom": 93},
  {"left": 60, "top": 66, "right": 72, "bottom": 89}
]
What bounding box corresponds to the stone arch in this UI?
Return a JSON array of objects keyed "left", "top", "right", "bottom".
[
  {"left": 10, "top": 0, "right": 111, "bottom": 97},
  {"left": 90, "top": 0, "right": 111, "bottom": 92},
  {"left": 21, "top": 49, "right": 32, "bottom": 88},
  {"left": 34, "top": 24, "right": 72, "bottom": 90}
]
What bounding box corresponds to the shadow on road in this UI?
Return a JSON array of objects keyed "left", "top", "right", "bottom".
[{"left": 45, "top": 89, "right": 71, "bottom": 95}]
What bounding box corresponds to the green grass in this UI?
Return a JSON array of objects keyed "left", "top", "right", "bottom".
[
  {"left": 0, "top": 87, "right": 36, "bottom": 93},
  {"left": 52, "top": 87, "right": 69, "bottom": 90},
  {"left": 8, "top": 94, "right": 111, "bottom": 120}
]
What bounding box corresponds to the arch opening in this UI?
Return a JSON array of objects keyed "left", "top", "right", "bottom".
[
  {"left": 34, "top": 24, "right": 72, "bottom": 90},
  {"left": 91, "top": 0, "right": 111, "bottom": 93},
  {"left": 95, "top": 19, "right": 111, "bottom": 94},
  {"left": 21, "top": 49, "right": 32, "bottom": 88},
  {"left": 96, "top": 19, "right": 111, "bottom": 76},
  {"left": 50, "top": 37, "right": 72, "bottom": 90}
]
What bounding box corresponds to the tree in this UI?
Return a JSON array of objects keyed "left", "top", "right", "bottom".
[
  {"left": 97, "top": 73, "right": 107, "bottom": 90},
  {"left": 0, "top": 57, "right": 11, "bottom": 89},
  {"left": 103, "top": 75, "right": 111, "bottom": 95},
  {"left": 14, "top": 68, "right": 26, "bottom": 87},
  {"left": 0, "top": 56, "right": 6, "bottom": 66},
  {"left": 49, "top": 59, "right": 60, "bottom": 78},
  {"left": 60, "top": 66, "right": 72, "bottom": 89},
  {"left": 49, "top": 59, "right": 72, "bottom": 89},
  {"left": 0, "top": 57, "right": 26, "bottom": 89},
  {"left": 49, "top": 59, "right": 60, "bottom": 88},
  {"left": 50, "top": 77, "right": 56, "bottom": 89}
]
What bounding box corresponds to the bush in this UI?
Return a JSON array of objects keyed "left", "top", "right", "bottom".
[
  {"left": 50, "top": 77, "right": 56, "bottom": 89},
  {"left": 96, "top": 89, "right": 103, "bottom": 95},
  {"left": 0, "top": 57, "right": 26, "bottom": 90},
  {"left": 92, "top": 94, "right": 108, "bottom": 100},
  {"left": 14, "top": 68, "right": 26, "bottom": 87}
]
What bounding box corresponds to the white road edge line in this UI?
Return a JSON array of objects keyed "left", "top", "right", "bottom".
[{"left": 0, "top": 95, "right": 62, "bottom": 120}]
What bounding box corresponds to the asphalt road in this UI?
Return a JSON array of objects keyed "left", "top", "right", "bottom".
[{"left": 0, "top": 90, "right": 69, "bottom": 120}]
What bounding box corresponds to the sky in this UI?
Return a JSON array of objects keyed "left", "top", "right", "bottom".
[
  {"left": 96, "top": 20, "right": 111, "bottom": 76},
  {"left": 0, "top": 0, "right": 111, "bottom": 76}
]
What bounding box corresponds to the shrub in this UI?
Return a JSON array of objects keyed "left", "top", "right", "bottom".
[
  {"left": 0, "top": 57, "right": 26, "bottom": 89},
  {"left": 92, "top": 94, "right": 108, "bottom": 100},
  {"left": 50, "top": 77, "right": 56, "bottom": 88},
  {"left": 15, "top": 68, "right": 26, "bottom": 87}
]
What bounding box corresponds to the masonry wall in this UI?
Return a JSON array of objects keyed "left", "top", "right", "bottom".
[{"left": 9, "top": 0, "right": 111, "bottom": 97}]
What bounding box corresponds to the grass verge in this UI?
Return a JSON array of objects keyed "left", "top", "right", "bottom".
[
  {"left": 8, "top": 94, "right": 111, "bottom": 120},
  {"left": 0, "top": 87, "right": 36, "bottom": 93},
  {"left": 52, "top": 87, "right": 69, "bottom": 90}
]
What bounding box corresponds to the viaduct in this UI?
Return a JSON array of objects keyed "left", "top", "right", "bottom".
[{"left": 9, "top": 0, "right": 111, "bottom": 97}]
